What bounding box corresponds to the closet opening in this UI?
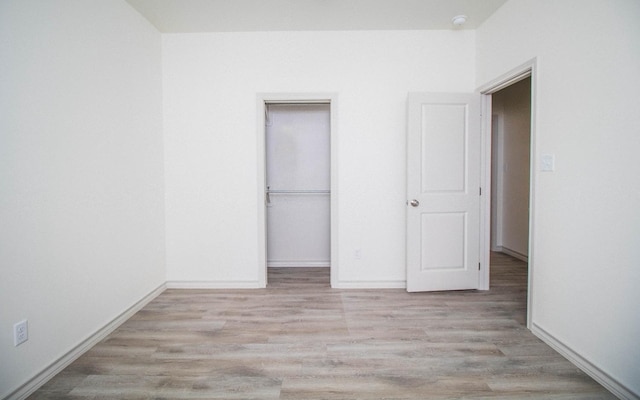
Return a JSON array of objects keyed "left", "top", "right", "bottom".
[{"left": 257, "top": 96, "right": 337, "bottom": 288}]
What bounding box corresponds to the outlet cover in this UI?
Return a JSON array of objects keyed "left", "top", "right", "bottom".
[
  {"left": 541, "top": 154, "right": 555, "bottom": 172},
  {"left": 14, "top": 320, "right": 28, "bottom": 346}
]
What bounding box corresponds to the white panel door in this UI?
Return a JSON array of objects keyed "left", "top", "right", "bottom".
[{"left": 406, "top": 93, "right": 481, "bottom": 292}]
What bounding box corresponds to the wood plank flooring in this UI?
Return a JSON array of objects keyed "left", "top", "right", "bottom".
[{"left": 28, "top": 253, "right": 615, "bottom": 399}]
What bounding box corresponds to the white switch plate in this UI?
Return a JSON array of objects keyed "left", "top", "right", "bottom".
[{"left": 541, "top": 154, "right": 555, "bottom": 172}]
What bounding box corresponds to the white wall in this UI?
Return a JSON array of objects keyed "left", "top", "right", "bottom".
[
  {"left": 478, "top": 0, "right": 640, "bottom": 396},
  {"left": 491, "top": 78, "right": 531, "bottom": 258},
  {"left": 0, "top": 1, "right": 164, "bottom": 397},
  {"left": 163, "top": 30, "right": 476, "bottom": 286}
]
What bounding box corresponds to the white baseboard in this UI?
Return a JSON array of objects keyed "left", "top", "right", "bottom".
[
  {"left": 166, "top": 280, "right": 263, "bottom": 289},
  {"left": 333, "top": 280, "right": 406, "bottom": 289},
  {"left": 532, "top": 323, "right": 639, "bottom": 400},
  {"left": 6, "top": 283, "right": 166, "bottom": 400},
  {"left": 498, "top": 246, "right": 529, "bottom": 262},
  {"left": 267, "top": 261, "right": 330, "bottom": 268}
]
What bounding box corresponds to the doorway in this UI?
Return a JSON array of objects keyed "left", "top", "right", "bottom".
[
  {"left": 265, "top": 103, "right": 330, "bottom": 270},
  {"left": 491, "top": 77, "right": 531, "bottom": 261},
  {"left": 480, "top": 61, "right": 535, "bottom": 328},
  {"left": 256, "top": 94, "right": 338, "bottom": 288}
]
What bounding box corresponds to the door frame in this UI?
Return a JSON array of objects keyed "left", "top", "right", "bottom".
[
  {"left": 256, "top": 93, "right": 339, "bottom": 288},
  {"left": 478, "top": 59, "right": 536, "bottom": 329}
]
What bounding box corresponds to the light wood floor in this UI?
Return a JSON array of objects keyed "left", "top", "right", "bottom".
[{"left": 29, "top": 253, "right": 614, "bottom": 399}]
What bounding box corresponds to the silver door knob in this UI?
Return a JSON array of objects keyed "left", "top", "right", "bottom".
[{"left": 409, "top": 199, "right": 419, "bottom": 207}]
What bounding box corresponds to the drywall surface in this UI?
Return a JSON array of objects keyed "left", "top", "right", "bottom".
[
  {"left": 162, "top": 30, "right": 475, "bottom": 285},
  {"left": 0, "top": 1, "right": 165, "bottom": 397},
  {"left": 491, "top": 78, "right": 531, "bottom": 257},
  {"left": 478, "top": 0, "right": 640, "bottom": 396}
]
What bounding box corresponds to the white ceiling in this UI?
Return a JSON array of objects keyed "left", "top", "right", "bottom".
[{"left": 125, "top": 0, "right": 508, "bottom": 33}]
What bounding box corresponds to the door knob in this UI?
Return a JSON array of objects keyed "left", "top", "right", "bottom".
[{"left": 409, "top": 199, "right": 419, "bottom": 207}]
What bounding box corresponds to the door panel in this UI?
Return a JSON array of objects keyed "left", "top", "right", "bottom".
[
  {"left": 421, "top": 212, "right": 466, "bottom": 271},
  {"left": 407, "top": 93, "right": 481, "bottom": 292},
  {"left": 421, "top": 104, "right": 467, "bottom": 192}
]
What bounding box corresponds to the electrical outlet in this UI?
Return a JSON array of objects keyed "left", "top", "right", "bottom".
[
  {"left": 541, "top": 154, "right": 555, "bottom": 172},
  {"left": 354, "top": 249, "right": 362, "bottom": 260},
  {"left": 14, "top": 320, "right": 28, "bottom": 346}
]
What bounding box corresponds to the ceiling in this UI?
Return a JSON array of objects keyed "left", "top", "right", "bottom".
[{"left": 124, "top": 0, "right": 508, "bottom": 33}]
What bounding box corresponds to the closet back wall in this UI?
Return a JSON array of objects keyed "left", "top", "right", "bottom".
[{"left": 266, "top": 104, "right": 331, "bottom": 269}]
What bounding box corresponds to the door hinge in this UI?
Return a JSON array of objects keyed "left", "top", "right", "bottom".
[
  {"left": 478, "top": 262, "right": 481, "bottom": 271},
  {"left": 479, "top": 187, "right": 482, "bottom": 196}
]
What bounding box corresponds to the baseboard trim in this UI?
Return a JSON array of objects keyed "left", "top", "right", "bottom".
[
  {"left": 499, "top": 246, "right": 528, "bottom": 262},
  {"left": 5, "top": 283, "right": 166, "bottom": 400},
  {"left": 531, "top": 323, "right": 639, "bottom": 400},
  {"left": 333, "top": 280, "right": 406, "bottom": 289},
  {"left": 267, "top": 261, "right": 330, "bottom": 268},
  {"left": 166, "top": 280, "right": 263, "bottom": 289}
]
